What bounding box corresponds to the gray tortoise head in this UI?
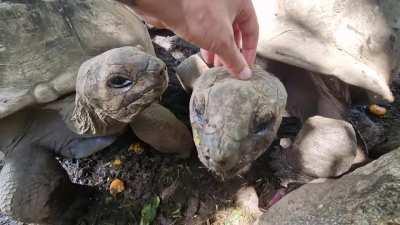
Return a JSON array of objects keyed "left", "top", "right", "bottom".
[
  {"left": 72, "top": 46, "right": 168, "bottom": 136},
  {"left": 185, "top": 63, "right": 287, "bottom": 178}
]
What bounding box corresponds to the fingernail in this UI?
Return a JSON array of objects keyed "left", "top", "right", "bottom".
[{"left": 238, "top": 66, "right": 252, "bottom": 80}]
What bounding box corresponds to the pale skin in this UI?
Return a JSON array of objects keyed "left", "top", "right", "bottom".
[{"left": 118, "top": 0, "right": 259, "bottom": 79}]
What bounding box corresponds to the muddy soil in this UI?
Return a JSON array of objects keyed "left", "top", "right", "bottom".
[{"left": 1, "top": 28, "right": 399, "bottom": 225}]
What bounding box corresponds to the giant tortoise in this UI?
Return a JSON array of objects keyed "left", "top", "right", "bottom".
[{"left": 0, "top": 1, "right": 192, "bottom": 224}]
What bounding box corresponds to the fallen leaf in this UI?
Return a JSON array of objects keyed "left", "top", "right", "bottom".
[{"left": 140, "top": 196, "right": 160, "bottom": 225}]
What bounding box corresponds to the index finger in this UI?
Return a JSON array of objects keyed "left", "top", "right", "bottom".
[{"left": 235, "top": 0, "right": 259, "bottom": 65}]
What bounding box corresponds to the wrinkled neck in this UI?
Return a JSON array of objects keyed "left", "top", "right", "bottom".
[{"left": 72, "top": 96, "right": 126, "bottom": 136}]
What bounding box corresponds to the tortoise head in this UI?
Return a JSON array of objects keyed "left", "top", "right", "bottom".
[
  {"left": 190, "top": 66, "right": 287, "bottom": 178},
  {"left": 72, "top": 46, "right": 167, "bottom": 136}
]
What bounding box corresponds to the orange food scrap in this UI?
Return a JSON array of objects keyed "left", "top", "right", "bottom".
[
  {"left": 369, "top": 104, "right": 387, "bottom": 117},
  {"left": 112, "top": 159, "right": 123, "bottom": 169},
  {"left": 110, "top": 178, "right": 125, "bottom": 196},
  {"left": 129, "top": 143, "right": 144, "bottom": 154}
]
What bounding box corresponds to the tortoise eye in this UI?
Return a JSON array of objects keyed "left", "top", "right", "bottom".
[
  {"left": 107, "top": 76, "right": 133, "bottom": 89},
  {"left": 253, "top": 120, "right": 271, "bottom": 134},
  {"left": 252, "top": 114, "right": 275, "bottom": 134},
  {"left": 192, "top": 96, "right": 206, "bottom": 122}
]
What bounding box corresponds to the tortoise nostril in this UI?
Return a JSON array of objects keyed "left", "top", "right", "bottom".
[
  {"left": 156, "top": 63, "right": 166, "bottom": 74},
  {"left": 215, "top": 155, "right": 234, "bottom": 169},
  {"left": 218, "top": 159, "right": 227, "bottom": 167},
  {"left": 160, "top": 68, "right": 166, "bottom": 77},
  {"left": 147, "top": 57, "right": 166, "bottom": 75}
]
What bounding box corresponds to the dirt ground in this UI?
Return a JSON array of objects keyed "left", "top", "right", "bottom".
[{"left": 1, "top": 28, "right": 400, "bottom": 225}]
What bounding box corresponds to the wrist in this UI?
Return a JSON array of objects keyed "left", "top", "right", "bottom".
[{"left": 134, "top": 0, "right": 185, "bottom": 30}]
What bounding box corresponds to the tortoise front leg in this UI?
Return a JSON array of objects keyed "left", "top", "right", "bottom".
[
  {"left": 0, "top": 145, "right": 91, "bottom": 225},
  {"left": 130, "top": 103, "right": 194, "bottom": 157},
  {"left": 176, "top": 53, "right": 210, "bottom": 93}
]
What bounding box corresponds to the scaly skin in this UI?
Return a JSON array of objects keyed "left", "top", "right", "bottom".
[
  {"left": 189, "top": 66, "right": 287, "bottom": 178},
  {"left": 72, "top": 46, "right": 169, "bottom": 136},
  {"left": 72, "top": 46, "right": 194, "bottom": 156},
  {"left": 0, "top": 109, "right": 115, "bottom": 225}
]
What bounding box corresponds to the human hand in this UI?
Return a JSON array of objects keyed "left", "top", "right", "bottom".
[{"left": 121, "top": 0, "right": 259, "bottom": 79}]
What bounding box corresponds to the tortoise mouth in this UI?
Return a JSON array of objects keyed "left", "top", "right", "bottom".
[
  {"left": 197, "top": 122, "right": 278, "bottom": 180},
  {"left": 211, "top": 161, "right": 252, "bottom": 180},
  {"left": 101, "top": 83, "right": 166, "bottom": 123},
  {"left": 104, "top": 88, "right": 154, "bottom": 113},
  {"left": 196, "top": 136, "right": 253, "bottom": 179}
]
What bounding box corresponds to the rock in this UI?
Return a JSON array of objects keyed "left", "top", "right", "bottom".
[
  {"left": 235, "top": 187, "right": 262, "bottom": 216},
  {"left": 257, "top": 148, "right": 400, "bottom": 225},
  {"left": 153, "top": 36, "right": 174, "bottom": 51}
]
